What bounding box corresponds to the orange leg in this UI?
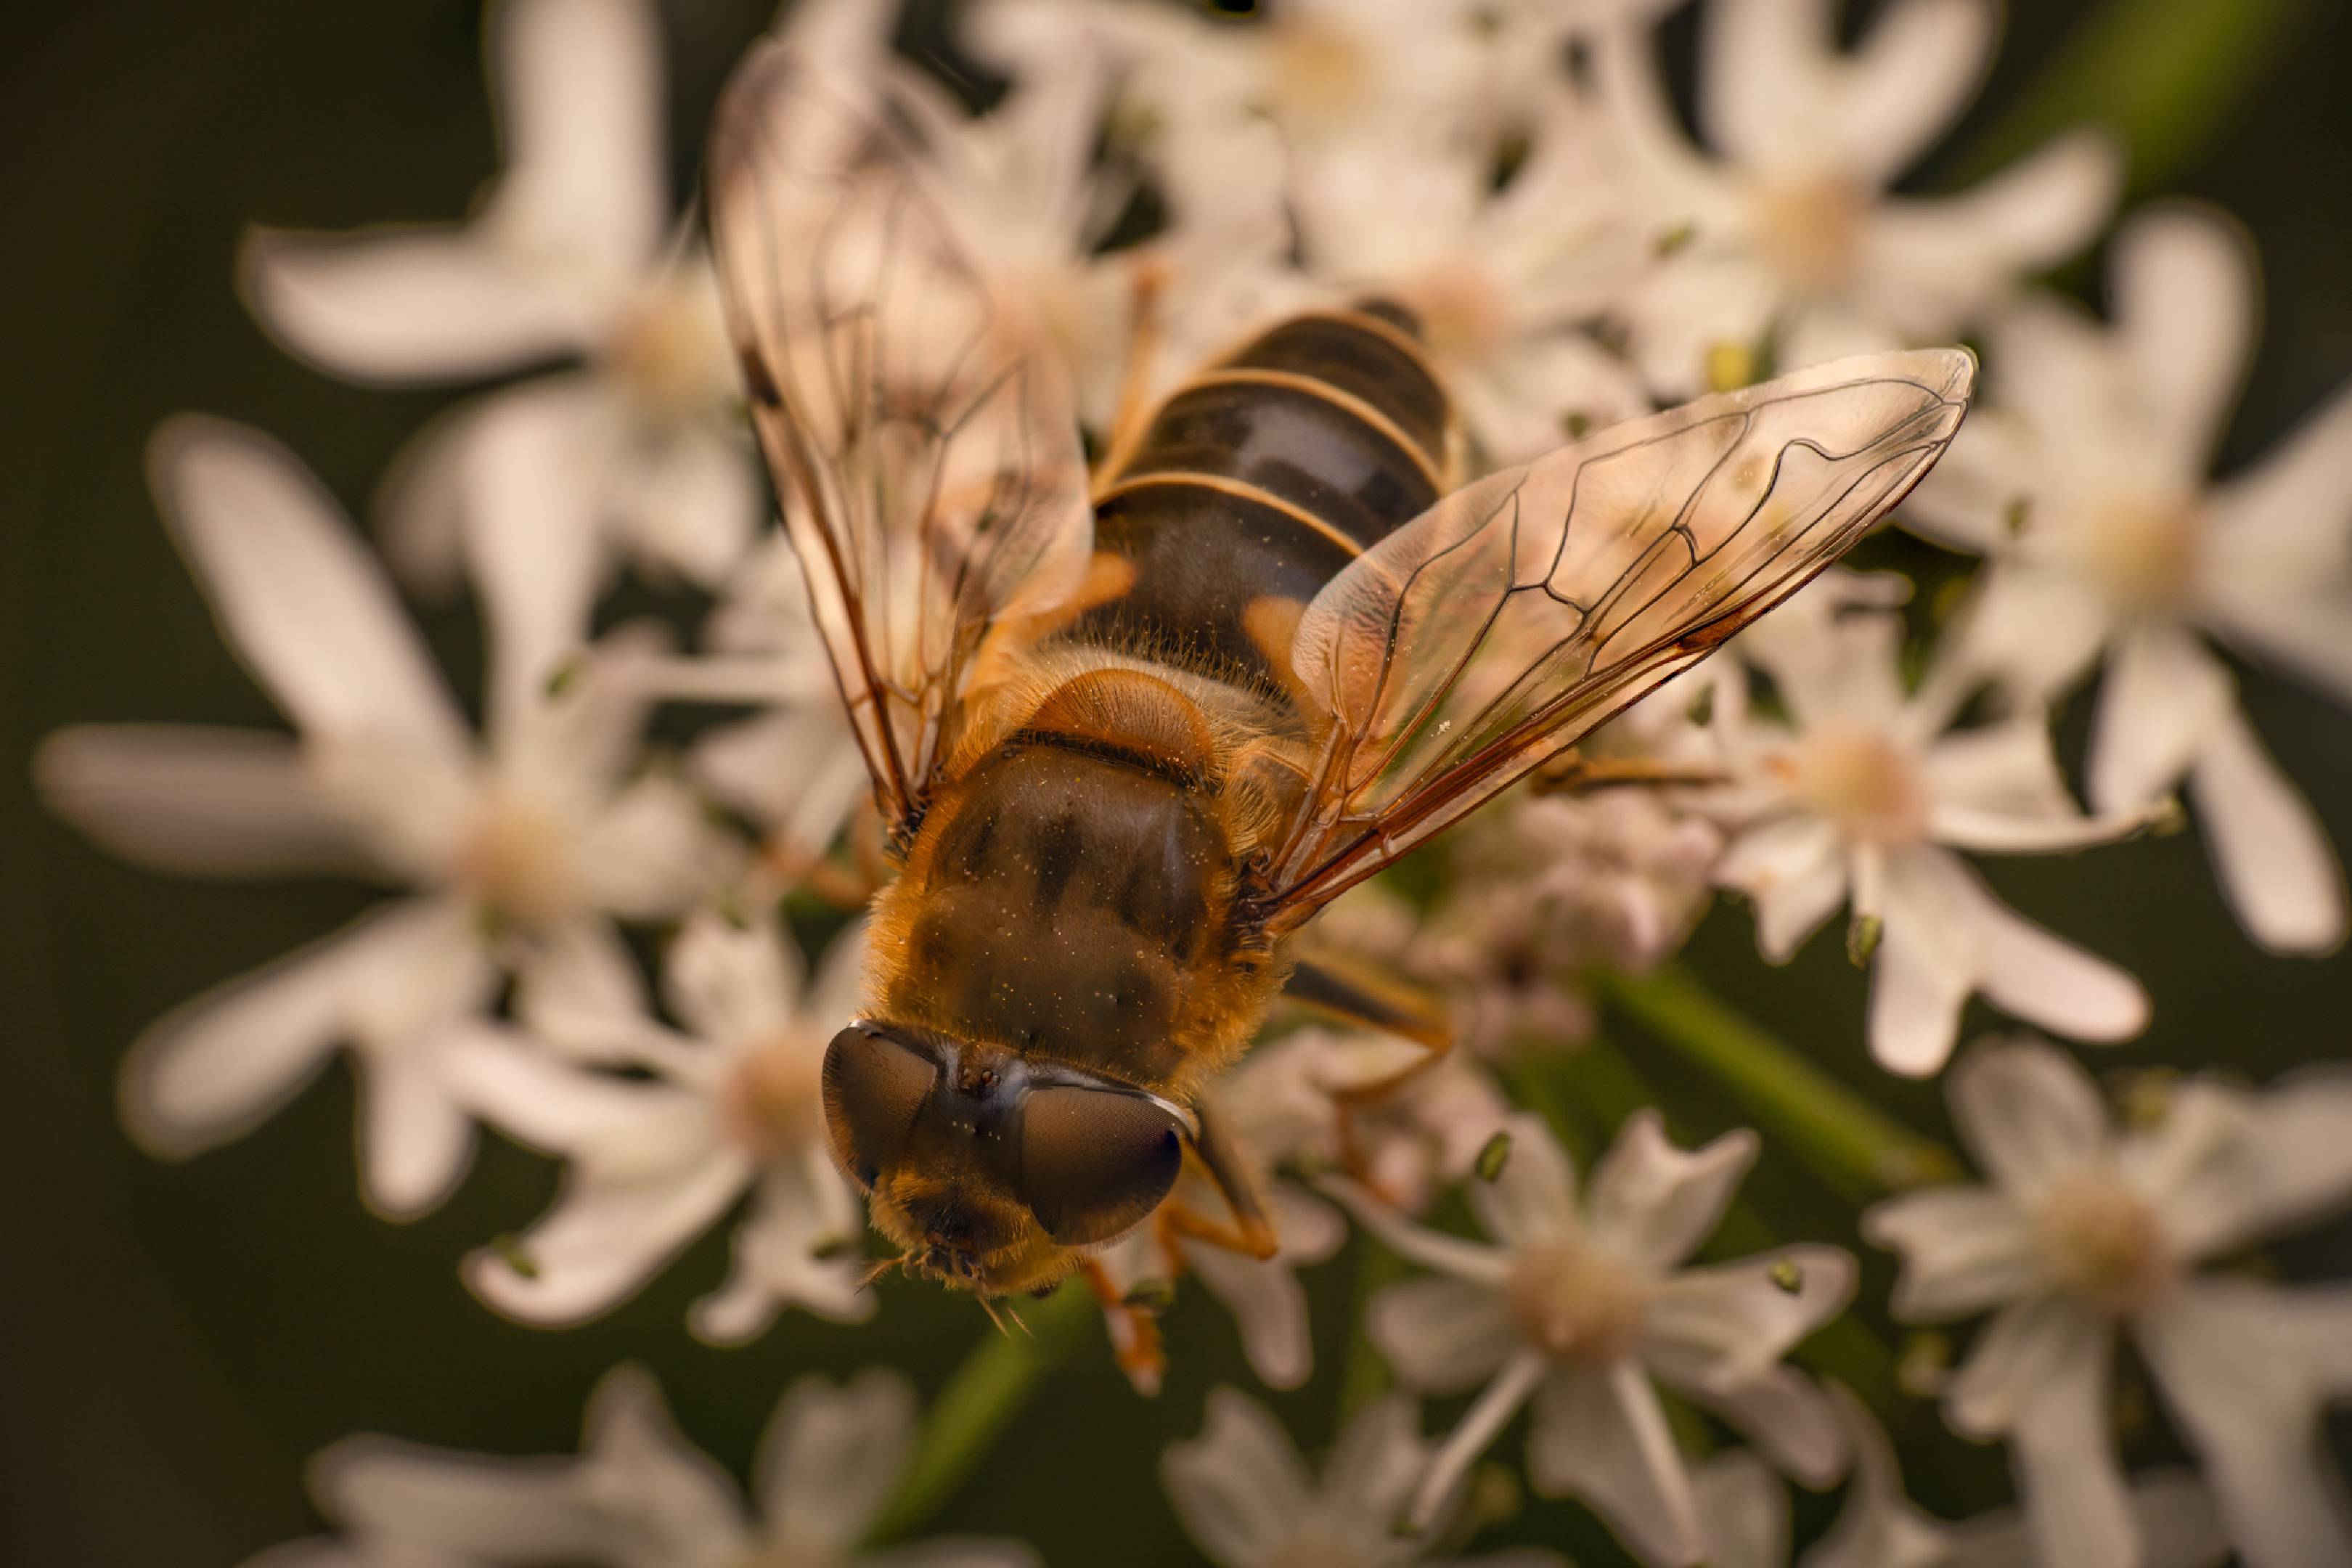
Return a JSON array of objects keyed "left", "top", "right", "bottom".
[
  {"left": 1079, "top": 1254, "right": 1168, "bottom": 1395},
  {"left": 1530, "top": 748, "right": 1728, "bottom": 795},
  {"left": 1179, "top": 1101, "right": 1281, "bottom": 1260},
  {"left": 1091, "top": 256, "right": 1170, "bottom": 489}
]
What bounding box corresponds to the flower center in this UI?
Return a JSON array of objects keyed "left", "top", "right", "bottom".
[
  {"left": 1751, "top": 173, "right": 1863, "bottom": 294},
  {"left": 1264, "top": 20, "right": 1374, "bottom": 132},
  {"left": 1506, "top": 1239, "right": 1649, "bottom": 1367},
  {"left": 1785, "top": 724, "right": 1929, "bottom": 847},
  {"left": 460, "top": 793, "right": 576, "bottom": 929},
  {"left": 2033, "top": 1169, "right": 2176, "bottom": 1316},
  {"left": 2072, "top": 494, "right": 2202, "bottom": 614},
  {"left": 1403, "top": 258, "right": 1509, "bottom": 366},
  {"left": 721, "top": 1031, "right": 828, "bottom": 1160},
  {"left": 608, "top": 280, "right": 732, "bottom": 420}
]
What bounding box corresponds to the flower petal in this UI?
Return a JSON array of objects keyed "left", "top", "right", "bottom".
[
  {"left": 1642, "top": 1246, "right": 1857, "bottom": 1394},
  {"left": 1715, "top": 814, "right": 1847, "bottom": 965},
  {"left": 34, "top": 724, "right": 369, "bottom": 880},
  {"left": 2112, "top": 205, "right": 2258, "bottom": 472},
  {"left": 1675, "top": 1365, "right": 1848, "bottom": 1488},
  {"left": 1862, "top": 1185, "right": 2041, "bottom": 1321},
  {"left": 2187, "top": 706, "right": 2347, "bottom": 955},
  {"left": 1945, "top": 1036, "right": 2112, "bottom": 1201},
  {"left": 1965, "top": 870, "right": 2151, "bottom": 1046},
  {"left": 1162, "top": 1386, "right": 1318, "bottom": 1568},
  {"left": 2137, "top": 1278, "right": 2352, "bottom": 1568},
  {"left": 1366, "top": 1275, "right": 1518, "bottom": 1393},
  {"left": 491, "top": 0, "right": 668, "bottom": 274},
  {"left": 2162, "top": 1068, "right": 2352, "bottom": 1259},
  {"left": 1585, "top": 1112, "right": 1760, "bottom": 1271},
  {"left": 1466, "top": 1112, "right": 1583, "bottom": 1250},
  {"left": 149, "top": 418, "right": 469, "bottom": 755},
  {"left": 663, "top": 908, "right": 804, "bottom": 1050},
  {"left": 239, "top": 226, "right": 590, "bottom": 383},
  {"left": 1526, "top": 1363, "right": 1706, "bottom": 1567},
  {"left": 691, "top": 1146, "right": 874, "bottom": 1340},
  {"left": 1692, "top": 1450, "right": 1789, "bottom": 1568},
  {"left": 2088, "top": 626, "right": 2234, "bottom": 814},
  {"left": 576, "top": 1365, "right": 754, "bottom": 1551},
  {"left": 358, "top": 1041, "right": 481, "bottom": 1221},
  {"left": 1183, "top": 1185, "right": 1344, "bottom": 1390},
  {"left": 2006, "top": 1334, "right": 2139, "bottom": 1568},
  {"left": 1943, "top": 1293, "right": 2106, "bottom": 1439},
  {"left": 513, "top": 918, "right": 655, "bottom": 1064},
  {"left": 754, "top": 1368, "right": 915, "bottom": 1553},
  {"left": 1805, "top": 1382, "right": 1958, "bottom": 1568},
  {"left": 119, "top": 896, "right": 486, "bottom": 1159}
]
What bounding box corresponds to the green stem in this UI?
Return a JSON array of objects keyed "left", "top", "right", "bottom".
[
  {"left": 864, "top": 1281, "right": 1095, "bottom": 1543},
  {"left": 1334, "top": 1233, "right": 1405, "bottom": 1425},
  {"left": 1596, "top": 965, "right": 1958, "bottom": 1199},
  {"left": 1950, "top": 0, "right": 2310, "bottom": 192}
]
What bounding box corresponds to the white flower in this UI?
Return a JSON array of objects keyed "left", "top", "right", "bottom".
[
  {"left": 36, "top": 420, "right": 731, "bottom": 1217},
  {"left": 254, "top": 1364, "right": 1036, "bottom": 1568},
  {"left": 1906, "top": 205, "right": 2352, "bottom": 955},
  {"left": 1477, "top": 791, "right": 1723, "bottom": 978},
  {"left": 1161, "top": 1386, "right": 1568, "bottom": 1568},
  {"left": 1597, "top": 0, "right": 2120, "bottom": 396},
  {"left": 1326, "top": 1112, "right": 1857, "bottom": 1567},
  {"left": 1865, "top": 1037, "right": 2352, "bottom": 1568},
  {"left": 1702, "top": 581, "right": 2154, "bottom": 1076},
  {"left": 1090, "top": 1175, "right": 1345, "bottom": 1396},
  {"left": 605, "top": 534, "right": 870, "bottom": 870},
  {"left": 1285, "top": 85, "right": 1650, "bottom": 465},
  {"left": 1695, "top": 1383, "right": 2229, "bottom": 1568},
  {"left": 968, "top": 0, "right": 1543, "bottom": 155},
  {"left": 242, "top": 0, "right": 758, "bottom": 596},
  {"left": 446, "top": 911, "right": 873, "bottom": 1334},
  {"left": 1217, "top": 1022, "right": 1512, "bottom": 1217}
]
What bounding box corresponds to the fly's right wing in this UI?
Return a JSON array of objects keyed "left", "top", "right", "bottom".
[
  {"left": 1262, "top": 350, "right": 1977, "bottom": 923},
  {"left": 709, "top": 43, "right": 1093, "bottom": 840}
]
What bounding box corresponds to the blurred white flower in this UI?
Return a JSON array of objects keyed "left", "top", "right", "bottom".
[
  {"left": 1906, "top": 206, "right": 2352, "bottom": 955},
  {"left": 1285, "top": 86, "right": 1650, "bottom": 465},
  {"left": 446, "top": 912, "right": 872, "bottom": 1334},
  {"left": 1696, "top": 1383, "right": 2229, "bottom": 1568},
  {"left": 603, "top": 534, "right": 870, "bottom": 870},
  {"left": 1865, "top": 1037, "right": 2352, "bottom": 1568},
  {"left": 253, "top": 1364, "right": 1036, "bottom": 1568},
  {"left": 1598, "top": 0, "right": 2120, "bottom": 396},
  {"left": 1161, "top": 1386, "right": 1567, "bottom": 1568},
  {"left": 967, "top": 0, "right": 1543, "bottom": 155},
  {"left": 1326, "top": 1112, "right": 1856, "bottom": 1567},
  {"left": 36, "top": 420, "right": 731, "bottom": 1217},
  {"left": 1492, "top": 791, "right": 1723, "bottom": 977},
  {"left": 242, "top": 0, "right": 759, "bottom": 596},
  {"left": 1217, "top": 1023, "right": 1512, "bottom": 1216},
  {"left": 1090, "top": 1174, "right": 1345, "bottom": 1396},
  {"left": 1703, "top": 583, "right": 2155, "bottom": 1076}
]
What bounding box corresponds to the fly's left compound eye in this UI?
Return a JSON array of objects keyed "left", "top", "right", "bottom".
[
  {"left": 821, "top": 1023, "right": 940, "bottom": 1189},
  {"left": 1016, "top": 1085, "right": 1185, "bottom": 1246}
]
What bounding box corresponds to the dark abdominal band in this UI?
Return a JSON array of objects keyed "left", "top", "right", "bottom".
[{"left": 1075, "top": 302, "right": 1453, "bottom": 682}]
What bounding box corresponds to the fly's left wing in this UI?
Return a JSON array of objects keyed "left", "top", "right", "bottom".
[
  {"left": 1262, "top": 349, "right": 1975, "bottom": 924},
  {"left": 709, "top": 43, "right": 1092, "bottom": 839}
]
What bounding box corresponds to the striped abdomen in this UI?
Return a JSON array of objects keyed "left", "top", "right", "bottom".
[{"left": 1077, "top": 301, "right": 1454, "bottom": 685}]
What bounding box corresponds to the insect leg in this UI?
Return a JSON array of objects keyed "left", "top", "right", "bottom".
[
  {"left": 1161, "top": 1102, "right": 1281, "bottom": 1261},
  {"left": 1529, "top": 748, "right": 1728, "bottom": 795},
  {"left": 1077, "top": 1254, "right": 1168, "bottom": 1395},
  {"left": 1091, "top": 256, "right": 1170, "bottom": 486},
  {"left": 1282, "top": 956, "right": 1458, "bottom": 1184}
]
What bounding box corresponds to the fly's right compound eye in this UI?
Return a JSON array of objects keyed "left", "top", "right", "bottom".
[
  {"left": 820, "top": 1023, "right": 940, "bottom": 1189},
  {"left": 1016, "top": 1085, "right": 1185, "bottom": 1246}
]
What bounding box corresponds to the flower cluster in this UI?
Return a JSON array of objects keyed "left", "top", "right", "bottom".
[{"left": 33, "top": 1, "right": 2352, "bottom": 1567}]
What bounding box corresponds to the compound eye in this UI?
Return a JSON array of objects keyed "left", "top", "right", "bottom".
[
  {"left": 821, "top": 1023, "right": 940, "bottom": 1189},
  {"left": 1017, "top": 1086, "right": 1185, "bottom": 1246}
]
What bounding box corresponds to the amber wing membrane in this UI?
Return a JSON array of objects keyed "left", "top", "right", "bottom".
[
  {"left": 708, "top": 43, "right": 1093, "bottom": 835},
  {"left": 1269, "top": 349, "right": 1977, "bottom": 918}
]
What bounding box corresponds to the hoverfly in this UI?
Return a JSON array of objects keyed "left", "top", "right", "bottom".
[{"left": 706, "top": 43, "right": 1973, "bottom": 1301}]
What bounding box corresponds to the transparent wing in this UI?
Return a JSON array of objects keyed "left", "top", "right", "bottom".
[
  {"left": 1266, "top": 349, "right": 1976, "bottom": 920},
  {"left": 709, "top": 42, "right": 1092, "bottom": 837}
]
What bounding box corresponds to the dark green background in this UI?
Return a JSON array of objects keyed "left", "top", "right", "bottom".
[{"left": 4, "top": 2, "right": 2348, "bottom": 1564}]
